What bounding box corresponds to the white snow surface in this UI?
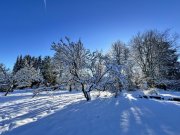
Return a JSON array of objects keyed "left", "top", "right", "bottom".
[{"left": 0, "top": 89, "right": 180, "bottom": 135}]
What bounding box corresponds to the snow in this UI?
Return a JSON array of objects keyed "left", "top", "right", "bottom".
[
  {"left": 1, "top": 89, "right": 180, "bottom": 135},
  {"left": 142, "top": 88, "right": 180, "bottom": 100},
  {"left": 124, "top": 93, "right": 137, "bottom": 101},
  {"left": 158, "top": 90, "right": 180, "bottom": 98},
  {"left": 0, "top": 90, "right": 86, "bottom": 134}
]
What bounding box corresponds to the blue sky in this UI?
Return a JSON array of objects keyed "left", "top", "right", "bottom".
[{"left": 0, "top": 0, "right": 180, "bottom": 69}]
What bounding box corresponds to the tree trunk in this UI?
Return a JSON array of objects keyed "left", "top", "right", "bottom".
[
  {"left": 69, "top": 84, "right": 72, "bottom": 92},
  {"left": 4, "top": 85, "right": 13, "bottom": 96},
  {"left": 4, "top": 89, "right": 10, "bottom": 96},
  {"left": 114, "top": 90, "right": 119, "bottom": 98},
  {"left": 81, "top": 83, "right": 91, "bottom": 101}
]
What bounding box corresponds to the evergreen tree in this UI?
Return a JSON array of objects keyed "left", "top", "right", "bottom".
[
  {"left": 41, "top": 56, "right": 56, "bottom": 86},
  {"left": 13, "top": 56, "right": 20, "bottom": 74},
  {"left": 13, "top": 55, "right": 43, "bottom": 74},
  {"left": 14, "top": 64, "right": 43, "bottom": 89},
  {"left": 0, "top": 63, "right": 13, "bottom": 94}
]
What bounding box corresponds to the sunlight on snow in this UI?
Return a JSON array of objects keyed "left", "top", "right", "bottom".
[
  {"left": 120, "top": 111, "right": 130, "bottom": 133},
  {"left": 124, "top": 93, "right": 137, "bottom": 101}
]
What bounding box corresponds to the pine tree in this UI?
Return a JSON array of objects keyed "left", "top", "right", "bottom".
[
  {"left": 0, "top": 63, "right": 13, "bottom": 94},
  {"left": 41, "top": 56, "right": 56, "bottom": 86},
  {"left": 13, "top": 56, "right": 20, "bottom": 74}
]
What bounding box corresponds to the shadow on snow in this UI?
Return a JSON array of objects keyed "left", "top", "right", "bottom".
[{"left": 3, "top": 94, "right": 180, "bottom": 135}]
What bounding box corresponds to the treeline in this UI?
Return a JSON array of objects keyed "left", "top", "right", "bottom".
[
  {"left": 13, "top": 55, "right": 56, "bottom": 86},
  {"left": 0, "top": 29, "right": 180, "bottom": 100}
]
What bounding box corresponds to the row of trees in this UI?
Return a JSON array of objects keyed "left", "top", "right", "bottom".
[
  {"left": 13, "top": 55, "right": 56, "bottom": 86},
  {"left": 0, "top": 55, "right": 56, "bottom": 94},
  {"left": 0, "top": 29, "right": 180, "bottom": 100}
]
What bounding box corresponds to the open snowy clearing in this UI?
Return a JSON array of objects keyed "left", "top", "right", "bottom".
[{"left": 0, "top": 89, "right": 180, "bottom": 135}]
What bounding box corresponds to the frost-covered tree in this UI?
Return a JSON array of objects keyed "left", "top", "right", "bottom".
[
  {"left": 110, "top": 41, "right": 129, "bottom": 65},
  {"left": 106, "top": 41, "right": 133, "bottom": 96},
  {"left": 0, "top": 64, "right": 8, "bottom": 84},
  {"left": 14, "top": 64, "right": 43, "bottom": 89},
  {"left": 52, "top": 37, "right": 137, "bottom": 99},
  {"left": 52, "top": 37, "right": 130, "bottom": 99},
  {"left": 52, "top": 37, "right": 91, "bottom": 100},
  {"left": 0, "top": 63, "right": 13, "bottom": 95},
  {"left": 130, "top": 29, "right": 179, "bottom": 87},
  {"left": 84, "top": 51, "right": 111, "bottom": 93},
  {"left": 13, "top": 55, "right": 43, "bottom": 74}
]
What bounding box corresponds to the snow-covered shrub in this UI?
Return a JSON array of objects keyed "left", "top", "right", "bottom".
[
  {"left": 139, "top": 80, "right": 148, "bottom": 90},
  {"left": 155, "top": 79, "right": 180, "bottom": 90},
  {"left": 14, "top": 66, "right": 43, "bottom": 89},
  {"left": 106, "top": 63, "right": 129, "bottom": 97}
]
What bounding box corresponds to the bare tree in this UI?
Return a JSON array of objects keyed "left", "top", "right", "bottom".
[
  {"left": 52, "top": 38, "right": 114, "bottom": 100},
  {"left": 130, "top": 30, "right": 179, "bottom": 87},
  {"left": 107, "top": 41, "right": 133, "bottom": 96},
  {"left": 110, "top": 41, "right": 128, "bottom": 65},
  {"left": 52, "top": 37, "right": 91, "bottom": 100},
  {"left": 85, "top": 51, "right": 112, "bottom": 93}
]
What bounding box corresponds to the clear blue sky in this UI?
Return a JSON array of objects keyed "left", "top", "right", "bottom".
[{"left": 0, "top": 0, "right": 180, "bottom": 69}]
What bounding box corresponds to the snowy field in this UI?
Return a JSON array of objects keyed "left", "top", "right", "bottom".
[{"left": 0, "top": 89, "right": 180, "bottom": 135}]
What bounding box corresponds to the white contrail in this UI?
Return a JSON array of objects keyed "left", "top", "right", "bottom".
[{"left": 44, "top": 0, "right": 46, "bottom": 9}]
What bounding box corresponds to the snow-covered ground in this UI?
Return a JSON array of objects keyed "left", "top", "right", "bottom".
[{"left": 0, "top": 89, "right": 180, "bottom": 135}]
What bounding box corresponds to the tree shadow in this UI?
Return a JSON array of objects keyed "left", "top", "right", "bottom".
[{"left": 2, "top": 96, "right": 180, "bottom": 135}]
